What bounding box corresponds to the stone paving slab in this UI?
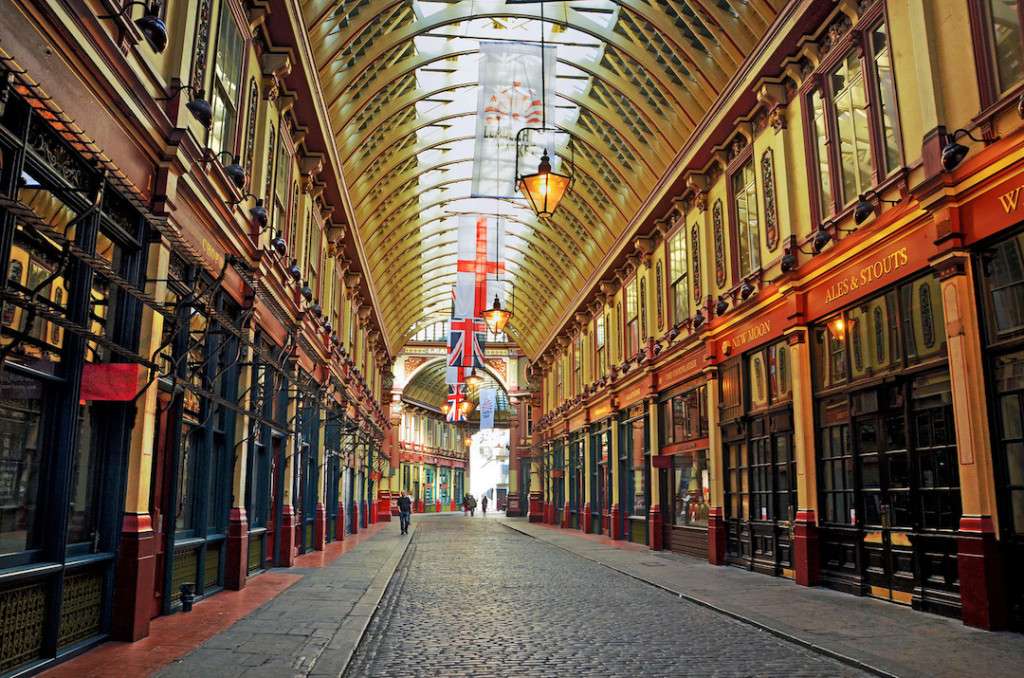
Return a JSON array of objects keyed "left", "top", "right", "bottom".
[
  {"left": 156, "top": 520, "right": 415, "bottom": 678},
  {"left": 500, "top": 517, "right": 1024, "bottom": 678}
]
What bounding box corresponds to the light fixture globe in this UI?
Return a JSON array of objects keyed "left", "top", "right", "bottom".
[
  {"left": 853, "top": 195, "right": 874, "bottom": 225},
  {"left": 249, "top": 198, "right": 268, "bottom": 229},
  {"left": 185, "top": 90, "right": 213, "bottom": 129},
  {"left": 136, "top": 3, "right": 168, "bottom": 53},
  {"left": 812, "top": 226, "right": 832, "bottom": 254},
  {"left": 459, "top": 400, "right": 475, "bottom": 417},
  {"left": 465, "top": 368, "right": 484, "bottom": 389},
  {"left": 482, "top": 295, "right": 512, "bottom": 334},
  {"left": 518, "top": 151, "right": 570, "bottom": 219},
  {"left": 224, "top": 155, "right": 246, "bottom": 190}
]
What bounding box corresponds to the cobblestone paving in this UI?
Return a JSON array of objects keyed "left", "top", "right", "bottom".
[{"left": 346, "top": 517, "right": 867, "bottom": 678}]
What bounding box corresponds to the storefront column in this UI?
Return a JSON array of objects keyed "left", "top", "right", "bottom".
[
  {"left": 561, "top": 434, "right": 571, "bottom": 528},
  {"left": 582, "top": 424, "right": 592, "bottom": 533},
  {"left": 111, "top": 240, "right": 169, "bottom": 641},
  {"left": 647, "top": 396, "right": 663, "bottom": 550},
  {"left": 314, "top": 415, "right": 327, "bottom": 550},
  {"left": 528, "top": 453, "right": 543, "bottom": 522},
  {"left": 936, "top": 252, "right": 1007, "bottom": 629},
  {"left": 705, "top": 366, "right": 726, "bottom": 565},
  {"left": 225, "top": 321, "right": 255, "bottom": 589},
  {"left": 278, "top": 386, "right": 298, "bottom": 567},
  {"left": 787, "top": 327, "right": 819, "bottom": 586},
  {"left": 610, "top": 416, "right": 622, "bottom": 539}
]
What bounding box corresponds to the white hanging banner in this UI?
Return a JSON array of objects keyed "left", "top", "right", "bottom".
[
  {"left": 479, "top": 388, "right": 497, "bottom": 430},
  {"left": 454, "top": 214, "right": 506, "bottom": 318},
  {"left": 471, "top": 40, "right": 556, "bottom": 198}
]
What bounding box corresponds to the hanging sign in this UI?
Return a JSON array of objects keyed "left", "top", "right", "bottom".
[
  {"left": 80, "top": 363, "right": 144, "bottom": 401},
  {"left": 471, "top": 41, "right": 556, "bottom": 198},
  {"left": 479, "top": 388, "right": 497, "bottom": 430}
]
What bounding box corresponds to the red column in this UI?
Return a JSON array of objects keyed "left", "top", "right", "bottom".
[
  {"left": 958, "top": 516, "right": 1008, "bottom": 629},
  {"left": 561, "top": 501, "right": 570, "bottom": 528},
  {"left": 313, "top": 503, "right": 327, "bottom": 550},
  {"left": 528, "top": 494, "right": 543, "bottom": 522},
  {"left": 435, "top": 500, "right": 442, "bottom": 514},
  {"left": 370, "top": 500, "right": 378, "bottom": 524},
  {"left": 278, "top": 505, "right": 297, "bottom": 567},
  {"left": 582, "top": 502, "right": 591, "bottom": 533},
  {"left": 792, "top": 509, "right": 819, "bottom": 586},
  {"left": 378, "top": 497, "right": 392, "bottom": 522},
  {"left": 707, "top": 507, "right": 726, "bottom": 565},
  {"left": 111, "top": 513, "right": 157, "bottom": 641},
  {"left": 335, "top": 502, "right": 345, "bottom": 542},
  {"left": 351, "top": 503, "right": 359, "bottom": 535},
  {"left": 416, "top": 499, "right": 425, "bottom": 513},
  {"left": 450, "top": 499, "right": 457, "bottom": 512},
  {"left": 610, "top": 503, "right": 622, "bottom": 540},
  {"left": 225, "top": 507, "right": 249, "bottom": 589},
  {"left": 648, "top": 504, "right": 663, "bottom": 550}
]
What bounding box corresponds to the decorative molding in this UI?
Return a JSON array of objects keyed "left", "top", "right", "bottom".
[
  {"left": 762, "top": 148, "right": 780, "bottom": 252},
  {"left": 691, "top": 223, "right": 702, "bottom": 303},
  {"left": 713, "top": 199, "right": 727, "bottom": 288},
  {"left": 190, "top": 0, "right": 213, "bottom": 93}
]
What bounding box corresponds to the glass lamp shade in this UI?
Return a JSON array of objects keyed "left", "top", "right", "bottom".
[
  {"left": 441, "top": 404, "right": 450, "bottom": 416},
  {"left": 465, "top": 370, "right": 484, "bottom": 388},
  {"left": 518, "top": 153, "right": 570, "bottom": 218},
  {"left": 482, "top": 295, "right": 512, "bottom": 334},
  {"left": 459, "top": 400, "right": 475, "bottom": 416},
  {"left": 827, "top": 316, "right": 847, "bottom": 342}
]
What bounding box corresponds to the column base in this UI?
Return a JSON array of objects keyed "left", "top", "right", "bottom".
[
  {"left": 707, "top": 507, "right": 726, "bottom": 565},
  {"left": 610, "top": 504, "right": 622, "bottom": 540},
  {"left": 416, "top": 499, "right": 424, "bottom": 513},
  {"left": 335, "top": 502, "right": 345, "bottom": 542},
  {"left": 528, "top": 494, "right": 543, "bottom": 522},
  {"left": 111, "top": 513, "right": 156, "bottom": 642},
  {"left": 378, "top": 498, "right": 392, "bottom": 522},
  {"left": 582, "top": 502, "right": 591, "bottom": 533},
  {"left": 648, "top": 505, "right": 664, "bottom": 550},
  {"left": 793, "top": 509, "right": 819, "bottom": 586},
  {"left": 225, "top": 508, "right": 249, "bottom": 590},
  {"left": 351, "top": 502, "right": 359, "bottom": 535},
  {"left": 278, "top": 505, "right": 296, "bottom": 568},
  {"left": 360, "top": 500, "right": 368, "bottom": 529},
  {"left": 435, "top": 500, "right": 442, "bottom": 514},
  {"left": 958, "top": 516, "right": 1008, "bottom": 630},
  {"left": 450, "top": 499, "right": 457, "bottom": 512},
  {"left": 314, "top": 503, "right": 327, "bottom": 551},
  {"left": 562, "top": 502, "right": 570, "bottom": 528}
]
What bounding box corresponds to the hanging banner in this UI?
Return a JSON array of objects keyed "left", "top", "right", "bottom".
[
  {"left": 446, "top": 383, "right": 467, "bottom": 423},
  {"left": 455, "top": 214, "right": 505, "bottom": 318},
  {"left": 446, "top": 315, "right": 486, "bottom": 384},
  {"left": 471, "top": 41, "right": 556, "bottom": 198},
  {"left": 479, "top": 388, "right": 497, "bottom": 430}
]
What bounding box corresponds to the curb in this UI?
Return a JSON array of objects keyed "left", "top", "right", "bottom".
[{"left": 499, "top": 519, "right": 897, "bottom": 678}]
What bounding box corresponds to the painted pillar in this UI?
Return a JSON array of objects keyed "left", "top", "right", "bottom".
[
  {"left": 705, "top": 366, "right": 726, "bottom": 565},
  {"left": 529, "top": 448, "right": 543, "bottom": 522},
  {"left": 787, "top": 327, "right": 819, "bottom": 585},
  {"left": 111, "top": 241, "right": 168, "bottom": 641},
  {"left": 225, "top": 319, "right": 255, "bottom": 586},
  {"left": 582, "top": 424, "right": 592, "bottom": 533},
  {"left": 313, "top": 412, "right": 327, "bottom": 549},
  {"left": 647, "top": 396, "right": 663, "bottom": 550},
  {"left": 562, "top": 434, "right": 571, "bottom": 528},
  {"left": 936, "top": 253, "right": 1006, "bottom": 629},
  {"left": 278, "top": 383, "right": 298, "bottom": 567},
  {"left": 610, "top": 416, "right": 622, "bottom": 539}
]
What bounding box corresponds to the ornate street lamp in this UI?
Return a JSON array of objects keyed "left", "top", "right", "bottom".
[{"left": 482, "top": 294, "right": 512, "bottom": 334}]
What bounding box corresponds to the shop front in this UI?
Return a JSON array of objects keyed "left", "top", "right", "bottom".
[
  {"left": 589, "top": 419, "right": 612, "bottom": 535},
  {"left": 812, "top": 270, "right": 960, "bottom": 616},
  {"left": 439, "top": 465, "right": 451, "bottom": 511},
  {"left": 567, "top": 430, "right": 584, "bottom": 529},
  {"left": 294, "top": 372, "right": 321, "bottom": 555},
  {"left": 658, "top": 378, "right": 710, "bottom": 558},
  {"left": 619, "top": 404, "right": 648, "bottom": 544},
  {"left": 423, "top": 464, "right": 436, "bottom": 512},
  {"left": 550, "top": 439, "right": 564, "bottom": 526}
]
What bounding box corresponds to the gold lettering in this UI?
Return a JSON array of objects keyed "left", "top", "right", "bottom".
[
  {"left": 999, "top": 187, "right": 1023, "bottom": 214},
  {"left": 825, "top": 247, "right": 910, "bottom": 305}
]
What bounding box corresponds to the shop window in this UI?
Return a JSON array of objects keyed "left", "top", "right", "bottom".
[
  {"left": 0, "top": 374, "right": 44, "bottom": 556},
  {"left": 660, "top": 384, "right": 708, "bottom": 446},
  {"left": 719, "top": 360, "right": 743, "bottom": 421},
  {"left": 994, "top": 351, "right": 1024, "bottom": 535},
  {"left": 819, "top": 397, "right": 855, "bottom": 525},
  {"left": 671, "top": 452, "right": 709, "bottom": 527},
  {"left": 979, "top": 232, "right": 1024, "bottom": 342},
  {"left": 900, "top": 274, "right": 946, "bottom": 364},
  {"left": 668, "top": 227, "right": 689, "bottom": 324},
  {"left": 594, "top": 313, "right": 607, "bottom": 378},
  {"left": 207, "top": 3, "right": 245, "bottom": 156},
  {"left": 971, "top": 0, "right": 1024, "bottom": 106},
  {"left": 731, "top": 157, "right": 761, "bottom": 278},
  {"left": 624, "top": 277, "right": 639, "bottom": 358},
  {"left": 847, "top": 290, "right": 900, "bottom": 379},
  {"left": 912, "top": 373, "right": 960, "bottom": 530},
  {"left": 805, "top": 17, "right": 903, "bottom": 218},
  {"left": 573, "top": 335, "right": 583, "bottom": 394}
]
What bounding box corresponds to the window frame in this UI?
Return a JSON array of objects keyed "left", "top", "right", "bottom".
[
  {"left": 206, "top": 0, "right": 248, "bottom": 157},
  {"left": 969, "top": 0, "right": 1024, "bottom": 112},
  {"left": 666, "top": 220, "right": 689, "bottom": 325},
  {"left": 623, "top": 275, "right": 639, "bottom": 359},
  {"left": 726, "top": 149, "right": 761, "bottom": 281},
  {"left": 800, "top": 6, "right": 905, "bottom": 224}
]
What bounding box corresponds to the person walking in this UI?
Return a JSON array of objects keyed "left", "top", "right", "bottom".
[
  {"left": 468, "top": 494, "right": 477, "bottom": 517},
  {"left": 481, "top": 494, "right": 489, "bottom": 516},
  {"left": 462, "top": 494, "right": 470, "bottom": 516},
  {"left": 397, "top": 491, "right": 412, "bottom": 535}
]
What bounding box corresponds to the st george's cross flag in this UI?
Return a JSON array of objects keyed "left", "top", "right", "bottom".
[
  {"left": 446, "top": 383, "right": 468, "bottom": 423},
  {"left": 454, "top": 214, "right": 506, "bottom": 318},
  {"left": 446, "top": 315, "right": 486, "bottom": 385},
  {"left": 472, "top": 41, "right": 556, "bottom": 198}
]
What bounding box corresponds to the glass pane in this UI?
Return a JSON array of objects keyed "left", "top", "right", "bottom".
[
  {"left": 981, "top": 234, "right": 1024, "bottom": 339},
  {"left": 832, "top": 53, "right": 873, "bottom": 204},
  {"left": 176, "top": 427, "right": 195, "bottom": 531},
  {"left": 0, "top": 376, "right": 44, "bottom": 555},
  {"left": 1008, "top": 442, "right": 1024, "bottom": 486},
  {"left": 67, "top": 404, "right": 102, "bottom": 546},
  {"left": 872, "top": 25, "right": 901, "bottom": 173},
  {"left": 988, "top": 0, "right": 1024, "bottom": 93},
  {"left": 812, "top": 90, "right": 833, "bottom": 215}
]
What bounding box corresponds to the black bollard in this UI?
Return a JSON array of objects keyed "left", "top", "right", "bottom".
[{"left": 180, "top": 582, "right": 196, "bottom": 612}]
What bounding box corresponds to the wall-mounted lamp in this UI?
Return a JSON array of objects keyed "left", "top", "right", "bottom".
[
  {"left": 99, "top": 2, "right": 167, "bottom": 53},
  {"left": 156, "top": 83, "right": 211, "bottom": 128}
]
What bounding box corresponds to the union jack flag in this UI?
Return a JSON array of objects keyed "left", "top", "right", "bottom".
[
  {"left": 446, "top": 384, "right": 467, "bottom": 423},
  {"left": 446, "top": 315, "right": 486, "bottom": 385}
]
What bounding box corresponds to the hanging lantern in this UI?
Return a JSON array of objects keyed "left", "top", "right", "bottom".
[
  {"left": 517, "top": 150, "right": 571, "bottom": 219},
  {"left": 459, "top": 399, "right": 475, "bottom": 417},
  {"left": 465, "top": 368, "right": 484, "bottom": 389},
  {"left": 482, "top": 294, "right": 512, "bottom": 334}
]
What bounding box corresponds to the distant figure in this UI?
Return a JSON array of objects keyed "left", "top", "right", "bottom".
[
  {"left": 468, "top": 494, "right": 477, "bottom": 517},
  {"left": 397, "top": 491, "right": 412, "bottom": 535},
  {"left": 481, "top": 495, "right": 489, "bottom": 516},
  {"left": 462, "top": 494, "right": 470, "bottom": 516}
]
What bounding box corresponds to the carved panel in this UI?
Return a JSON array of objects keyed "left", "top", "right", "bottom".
[
  {"left": 404, "top": 356, "right": 428, "bottom": 375},
  {"left": 761, "top": 148, "right": 780, "bottom": 251},
  {"left": 243, "top": 79, "right": 259, "bottom": 181},
  {"left": 190, "top": 0, "right": 213, "bottom": 92},
  {"left": 713, "top": 199, "right": 727, "bottom": 288},
  {"left": 691, "top": 224, "right": 702, "bottom": 304},
  {"left": 485, "top": 357, "right": 508, "bottom": 383},
  {"left": 655, "top": 260, "right": 664, "bottom": 330}
]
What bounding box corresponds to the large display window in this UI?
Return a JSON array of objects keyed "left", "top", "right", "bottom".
[{"left": 619, "top": 404, "right": 648, "bottom": 544}]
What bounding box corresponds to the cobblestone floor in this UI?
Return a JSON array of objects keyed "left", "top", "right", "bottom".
[{"left": 345, "top": 517, "right": 866, "bottom": 678}]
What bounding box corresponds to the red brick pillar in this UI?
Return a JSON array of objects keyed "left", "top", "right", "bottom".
[
  {"left": 610, "top": 503, "right": 622, "bottom": 540},
  {"left": 314, "top": 503, "right": 327, "bottom": 551},
  {"left": 225, "top": 507, "right": 249, "bottom": 589},
  {"left": 707, "top": 507, "right": 726, "bottom": 565},
  {"left": 958, "top": 516, "right": 1008, "bottom": 629},
  {"left": 648, "top": 504, "right": 663, "bottom": 550},
  {"left": 528, "top": 494, "right": 543, "bottom": 522},
  {"left": 278, "top": 505, "right": 297, "bottom": 567},
  {"left": 336, "top": 502, "right": 345, "bottom": 542},
  {"left": 111, "top": 513, "right": 157, "bottom": 641},
  {"left": 793, "top": 509, "right": 819, "bottom": 586}
]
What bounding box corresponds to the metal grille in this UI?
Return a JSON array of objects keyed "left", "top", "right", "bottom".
[
  {"left": 57, "top": 570, "right": 104, "bottom": 648},
  {"left": 0, "top": 581, "right": 47, "bottom": 671},
  {"left": 247, "top": 534, "right": 263, "bottom": 574},
  {"left": 204, "top": 543, "right": 222, "bottom": 592},
  {"left": 170, "top": 547, "right": 198, "bottom": 603}
]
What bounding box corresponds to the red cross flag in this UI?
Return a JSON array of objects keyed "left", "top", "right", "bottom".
[{"left": 455, "top": 214, "right": 505, "bottom": 318}]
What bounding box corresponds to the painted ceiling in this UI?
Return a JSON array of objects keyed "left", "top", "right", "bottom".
[{"left": 302, "top": 0, "right": 783, "bottom": 358}]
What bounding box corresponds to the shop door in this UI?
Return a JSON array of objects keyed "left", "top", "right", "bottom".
[
  {"left": 853, "top": 387, "right": 915, "bottom": 605},
  {"left": 723, "top": 424, "right": 750, "bottom": 566},
  {"left": 267, "top": 434, "right": 284, "bottom": 567},
  {"left": 993, "top": 351, "right": 1024, "bottom": 628}
]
